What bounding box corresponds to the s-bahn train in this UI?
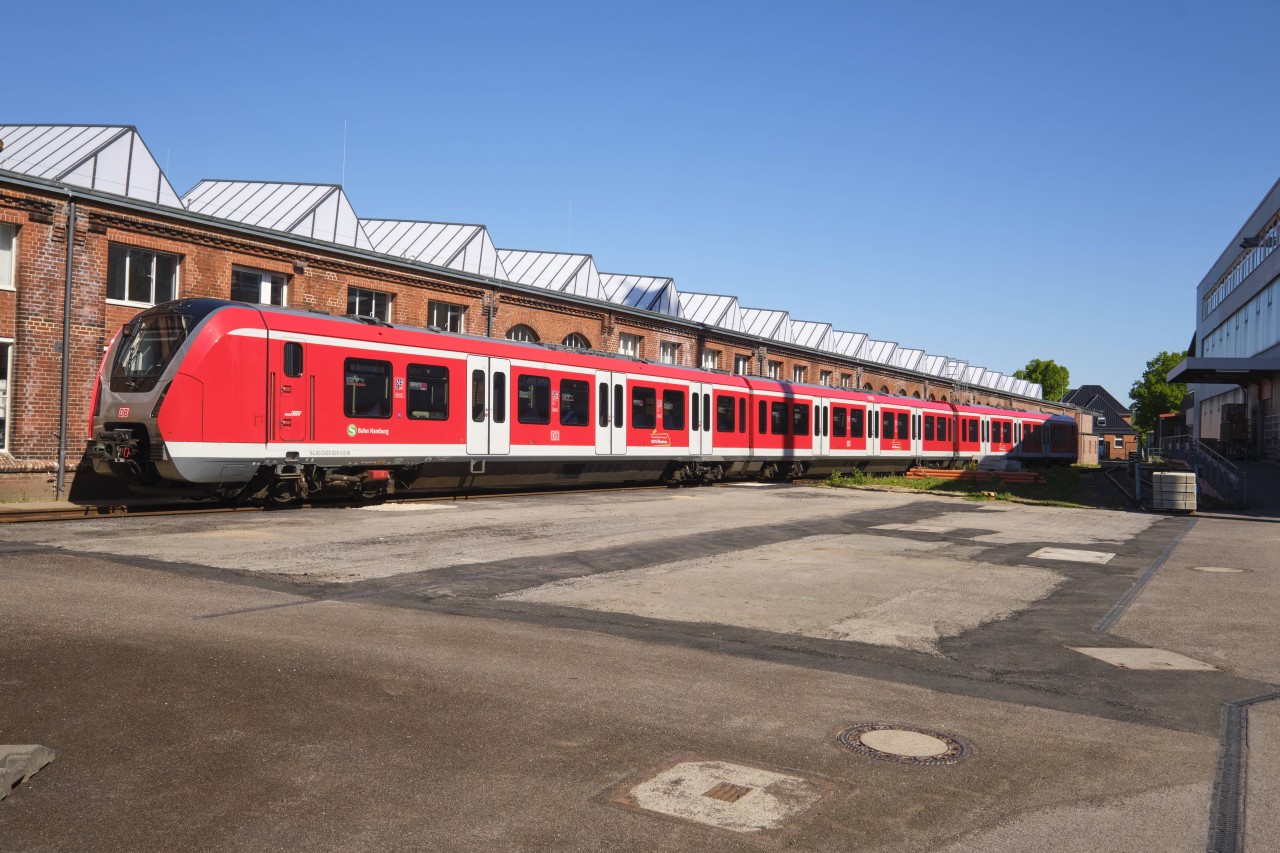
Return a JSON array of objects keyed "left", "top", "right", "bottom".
[{"left": 87, "top": 299, "right": 1079, "bottom": 502}]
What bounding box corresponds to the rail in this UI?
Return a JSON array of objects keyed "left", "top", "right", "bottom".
[{"left": 1161, "top": 436, "right": 1248, "bottom": 508}]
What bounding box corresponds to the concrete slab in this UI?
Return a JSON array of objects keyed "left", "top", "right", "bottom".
[
  {"left": 624, "top": 760, "right": 824, "bottom": 833},
  {"left": 0, "top": 744, "right": 55, "bottom": 800},
  {"left": 1028, "top": 547, "right": 1116, "bottom": 564},
  {"left": 1247, "top": 701, "right": 1280, "bottom": 852},
  {"left": 906, "top": 508, "right": 1154, "bottom": 545},
  {"left": 1068, "top": 647, "right": 1217, "bottom": 671},
  {"left": 504, "top": 533, "right": 1063, "bottom": 654}
]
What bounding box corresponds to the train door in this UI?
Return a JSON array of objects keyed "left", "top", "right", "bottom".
[
  {"left": 690, "top": 382, "right": 714, "bottom": 455},
  {"left": 980, "top": 415, "right": 991, "bottom": 456},
  {"left": 867, "top": 403, "right": 880, "bottom": 458},
  {"left": 271, "top": 338, "right": 309, "bottom": 443},
  {"left": 594, "top": 370, "right": 627, "bottom": 454},
  {"left": 814, "top": 398, "right": 830, "bottom": 457},
  {"left": 466, "top": 355, "right": 511, "bottom": 455}
]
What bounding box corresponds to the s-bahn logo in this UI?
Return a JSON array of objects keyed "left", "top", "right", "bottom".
[
  {"left": 347, "top": 424, "right": 357, "bottom": 437},
  {"left": 118, "top": 406, "right": 130, "bottom": 418}
]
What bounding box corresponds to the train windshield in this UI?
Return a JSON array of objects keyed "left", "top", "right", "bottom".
[{"left": 110, "top": 312, "right": 191, "bottom": 393}]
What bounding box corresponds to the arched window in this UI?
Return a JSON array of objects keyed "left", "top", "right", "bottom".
[
  {"left": 561, "top": 333, "right": 590, "bottom": 349},
  {"left": 940, "top": 394, "right": 948, "bottom": 403},
  {"left": 879, "top": 386, "right": 890, "bottom": 394},
  {"left": 928, "top": 394, "right": 937, "bottom": 401},
  {"left": 863, "top": 384, "right": 874, "bottom": 391},
  {"left": 506, "top": 324, "right": 539, "bottom": 343},
  {"left": 898, "top": 388, "right": 908, "bottom": 397},
  {"left": 912, "top": 391, "right": 922, "bottom": 399}
]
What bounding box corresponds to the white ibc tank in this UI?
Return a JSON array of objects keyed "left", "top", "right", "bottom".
[{"left": 1152, "top": 471, "right": 1196, "bottom": 512}]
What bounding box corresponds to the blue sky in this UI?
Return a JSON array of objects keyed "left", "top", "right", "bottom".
[{"left": 10, "top": 1, "right": 1280, "bottom": 404}]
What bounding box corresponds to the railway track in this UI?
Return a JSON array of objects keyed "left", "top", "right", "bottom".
[{"left": 0, "top": 481, "right": 695, "bottom": 524}]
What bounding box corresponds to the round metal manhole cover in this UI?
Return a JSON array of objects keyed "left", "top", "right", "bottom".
[
  {"left": 1191, "top": 566, "right": 1247, "bottom": 574},
  {"left": 837, "top": 724, "right": 969, "bottom": 765}
]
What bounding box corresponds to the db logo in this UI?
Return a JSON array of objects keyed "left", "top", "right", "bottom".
[
  {"left": 347, "top": 424, "right": 357, "bottom": 437},
  {"left": 117, "top": 406, "right": 130, "bottom": 418}
]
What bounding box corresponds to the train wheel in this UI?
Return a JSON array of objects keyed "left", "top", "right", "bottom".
[
  {"left": 356, "top": 482, "right": 387, "bottom": 503},
  {"left": 267, "top": 479, "right": 301, "bottom": 507}
]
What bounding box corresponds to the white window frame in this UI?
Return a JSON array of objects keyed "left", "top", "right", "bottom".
[
  {"left": 819, "top": 370, "right": 833, "bottom": 386},
  {"left": 561, "top": 333, "right": 590, "bottom": 349},
  {"left": 0, "top": 223, "right": 15, "bottom": 291},
  {"left": 428, "top": 300, "right": 465, "bottom": 333},
  {"left": 231, "top": 266, "right": 288, "bottom": 306},
  {"left": 506, "top": 324, "right": 539, "bottom": 343},
  {"left": 619, "top": 333, "right": 642, "bottom": 357},
  {"left": 0, "top": 339, "right": 12, "bottom": 453},
  {"left": 348, "top": 286, "right": 392, "bottom": 322},
  {"left": 767, "top": 360, "right": 782, "bottom": 380},
  {"left": 659, "top": 341, "right": 680, "bottom": 365},
  {"left": 1114, "top": 437, "right": 1124, "bottom": 449},
  {"left": 734, "top": 354, "right": 750, "bottom": 375},
  {"left": 701, "top": 349, "right": 720, "bottom": 370},
  {"left": 792, "top": 366, "right": 807, "bottom": 383},
  {"left": 106, "top": 243, "right": 180, "bottom": 307},
  {"left": 840, "top": 373, "right": 852, "bottom": 389}
]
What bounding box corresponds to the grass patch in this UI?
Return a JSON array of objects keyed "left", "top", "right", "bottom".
[{"left": 824, "top": 465, "right": 1092, "bottom": 507}]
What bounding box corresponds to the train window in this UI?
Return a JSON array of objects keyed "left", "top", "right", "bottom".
[
  {"left": 758, "top": 400, "right": 768, "bottom": 434},
  {"left": 598, "top": 382, "right": 608, "bottom": 427},
  {"left": 613, "top": 384, "right": 623, "bottom": 428},
  {"left": 738, "top": 398, "right": 745, "bottom": 433},
  {"left": 898, "top": 412, "right": 909, "bottom": 440},
  {"left": 559, "top": 379, "right": 590, "bottom": 426},
  {"left": 969, "top": 419, "right": 979, "bottom": 443},
  {"left": 814, "top": 406, "right": 820, "bottom": 437},
  {"left": 938, "top": 417, "right": 948, "bottom": 442},
  {"left": 633, "top": 387, "right": 657, "bottom": 429},
  {"left": 792, "top": 404, "right": 810, "bottom": 436},
  {"left": 663, "top": 390, "right": 685, "bottom": 430},
  {"left": 924, "top": 415, "right": 935, "bottom": 442},
  {"left": 517, "top": 375, "right": 551, "bottom": 424},
  {"left": 407, "top": 363, "right": 449, "bottom": 420},
  {"left": 284, "top": 342, "right": 303, "bottom": 378},
  {"left": 771, "top": 402, "right": 787, "bottom": 435},
  {"left": 344, "top": 358, "right": 392, "bottom": 419},
  {"left": 882, "top": 411, "right": 895, "bottom": 439},
  {"left": 850, "top": 408, "right": 864, "bottom": 438},
  {"left": 471, "top": 370, "right": 485, "bottom": 422},
  {"left": 1002, "top": 421, "right": 1012, "bottom": 443},
  {"left": 716, "top": 396, "right": 735, "bottom": 432},
  {"left": 703, "top": 395, "right": 710, "bottom": 432},
  {"left": 822, "top": 405, "right": 829, "bottom": 437},
  {"left": 493, "top": 372, "right": 507, "bottom": 423},
  {"left": 833, "top": 407, "right": 847, "bottom": 437},
  {"left": 691, "top": 393, "right": 700, "bottom": 431}
]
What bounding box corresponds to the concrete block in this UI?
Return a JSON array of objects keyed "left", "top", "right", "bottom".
[{"left": 1, "top": 745, "right": 56, "bottom": 800}]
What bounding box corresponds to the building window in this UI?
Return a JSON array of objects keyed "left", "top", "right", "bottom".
[
  {"left": 428, "top": 300, "right": 465, "bottom": 333},
  {"left": 840, "top": 373, "right": 852, "bottom": 389},
  {"left": 619, "top": 333, "right": 642, "bottom": 357},
  {"left": 107, "top": 243, "right": 178, "bottom": 305},
  {"left": 767, "top": 360, "right": 782, "bottom": 379},
  {"left": 0, "top": 340, "right": 11, "bottom": 451},
  {"left": 348, "top": 286, "right": 391, "bottom": 321},
  {"left": 793, "top": 366, "right": 807, "bottom": 383},
  {"left": 1097, "top": 416, "right": 1106, "bottom": 427},
  {"left": 659, "top": 342, "right": 681, "bottom": 365},
  {"left": 1114, "top": 437, "right": 1124, "bottom": 449},
  {"left": 734, "top": 354, "right": 750, "bottom": 375},
  {"left": 506, "top": 324, "right": 539, "bottom": 343},
  {"left": 231, "top": 267, "right": 287, "bottom": 306},
  {"left": 0, "top": 224, "right": 15, "bottom": 291},
  {"left": 562, "top": 333, "right": 590, "bottom": 349},
  {"left": 701, "top": 349, "right": 720, "bottom": 370},
  {"left": 819, "top": 370, "right": 833, "bottom": 386}
]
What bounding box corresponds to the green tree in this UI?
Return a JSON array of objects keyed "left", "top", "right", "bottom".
[
  {"left": 1129, "top": 351, "right": 1187, "bottom": 433},
  {"left": 1014, "top": 359, "right": 1070, "bottom": 401}
]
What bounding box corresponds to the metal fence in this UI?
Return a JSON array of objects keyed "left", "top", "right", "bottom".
[{"left": 1162, "top": 436, "right": 1249, "bottom": 508}]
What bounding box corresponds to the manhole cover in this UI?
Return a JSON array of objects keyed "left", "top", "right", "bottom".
[
  {"left": 1191, "top": 566, "right": 1246, "bottom": 573},
  {"left": 837, "top": 724, "right": 969, "bottom": 765}
]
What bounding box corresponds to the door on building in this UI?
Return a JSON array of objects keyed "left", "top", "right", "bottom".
[
  {"left": 594, "top": 370, "right": 627, "bottom": 454},
  {"left": 0, "top": 341, "right": 11, "bottom": 452},
  {"left": 466, "top": 355, "right": 511, "bottom": 455}
]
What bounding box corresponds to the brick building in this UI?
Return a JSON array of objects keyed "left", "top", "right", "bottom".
[
  {"left": 0, "top": 123, "right": 1089, "bottom": 498},
  {"left": 1062, "top": 385, "right": 1137, "bottom": 460}
]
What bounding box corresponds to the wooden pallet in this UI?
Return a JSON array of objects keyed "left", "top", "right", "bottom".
[{"left": 905, "top": 468, "right": 1046, "bottom": 484}]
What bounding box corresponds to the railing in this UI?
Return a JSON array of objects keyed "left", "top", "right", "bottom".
[{"left": 1162, "top": 436, "right": 1248, "bottom": 507}]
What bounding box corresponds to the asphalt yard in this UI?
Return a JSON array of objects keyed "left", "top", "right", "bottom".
[{"left": 1, "top": 484, "right": 1277, "bottom": 851}]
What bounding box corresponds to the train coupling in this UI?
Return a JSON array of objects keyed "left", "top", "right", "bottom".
[{"left": 88, "top": 428, "right": 143, "bottom": 464}]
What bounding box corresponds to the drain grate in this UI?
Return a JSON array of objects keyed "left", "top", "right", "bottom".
[
  {"left": 837, "top": 723, "right": 969, "bottom": 766},
  {"left": 703, "top": 782, "right": 753, "bottom": 803}
]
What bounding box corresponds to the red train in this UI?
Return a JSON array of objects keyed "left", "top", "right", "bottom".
[{"left": 87, "top": 299, "right": 1078, "bottom": 502}]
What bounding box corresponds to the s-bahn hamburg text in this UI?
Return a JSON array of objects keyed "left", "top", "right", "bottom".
[{"left": 87, "top": 299, "right": 1078, "bottom": 503}]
